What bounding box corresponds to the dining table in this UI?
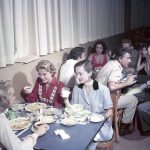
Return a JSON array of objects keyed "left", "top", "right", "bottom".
[{"left": 18, "top": 117, "right": 107, "bottom": 150}]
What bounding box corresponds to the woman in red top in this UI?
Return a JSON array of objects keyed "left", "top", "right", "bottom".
[
  {"left": 88, "top": 40, "right": 110, "bottom": 72},
  {"left": 22, "top": 60, "right": 70, "bottom": 108}
]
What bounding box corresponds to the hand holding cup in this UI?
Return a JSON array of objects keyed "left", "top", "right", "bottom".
[
  {"left": 61, "top": 87, "right": 70, "bottom": 99},
  {"left": 23, "top": 86, "right": 33, "bottom": 94}
]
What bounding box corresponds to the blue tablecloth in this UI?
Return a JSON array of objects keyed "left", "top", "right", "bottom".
[{"left": 19, "top": 118, "right": 107, "bottom": 150}]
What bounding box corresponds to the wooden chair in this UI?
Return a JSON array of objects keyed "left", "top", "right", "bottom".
[{"left": 110, "top": 90, "right": 123, "bottom": 143}]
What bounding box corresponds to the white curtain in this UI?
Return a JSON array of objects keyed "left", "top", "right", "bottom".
[{"left": 0, "top": 0, "right": 124, "bottom": 67}]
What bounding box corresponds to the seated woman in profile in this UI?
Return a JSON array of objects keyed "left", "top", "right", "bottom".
[
  {"left": 88, "top": 40, "right": 110, "bottom": 73},
  {"left": 0, "top": 80, "right": 47, "bottom": 150},
  {"left": 67, "top": 60, "right": 113, "bottom": 150},
  {"left": 22, "top": 60, "right": 70, "bottom": 108}
]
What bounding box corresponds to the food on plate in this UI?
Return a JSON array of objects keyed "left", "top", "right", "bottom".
[
  {"left": 89, "top": 114, "right": 104, "bottom": 123},
  {"left": 10, "top": 117, "right": 31, "bottom": 130},
  {"left": 61, "top": 118, "right": 77, "bottom": 126},
  {"left": 25, "top": 102, "right": 47, "bottom": 112},
  {"left": 40, "top": 116, "right": 55, "bottom": 124},
  {"left": 64, "top": 104, "right": 90, "bottom": 118},
  {"left": 11, "top": 103, "right": 25, "bottom": 111},
  {"left": 44, "top": 107, "right": 54, "bottom": 116},
  {"left": 31, "top": 121, "right": 49, "bottom": 132}
]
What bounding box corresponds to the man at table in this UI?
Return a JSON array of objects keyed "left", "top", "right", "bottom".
[
  {"left": 67, "top": 60, "right": 113, "bottom": 150},
  {"left": 97, "top": 48, "right": 138, "bottom": 136}
]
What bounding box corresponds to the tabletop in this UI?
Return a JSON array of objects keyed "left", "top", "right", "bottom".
[{"left": 19, "top": 118, "right": 107, "bottom": 150}]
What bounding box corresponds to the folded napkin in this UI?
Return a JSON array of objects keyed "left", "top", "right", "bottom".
[{"left": 54, "top": 129, "right": 70, "bottom": 140}]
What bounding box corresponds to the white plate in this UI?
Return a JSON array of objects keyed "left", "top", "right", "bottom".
[
  {"left": 11, "top": 104, "right": 25, "bottom": 111},
  {"left": 89, "top": 114, "right": 104, "bottom": 123},
  {"left": 44, "top": 108, "right": 54, "bottom": 116},
  {"left": 40, "top": 116, "right": 55, "bottom": 124},
  {"left": 61, "top": 118, "right": 77, "bottom": 126},
  {"left": 10, "top": 117, "right": 31, "bottom": 131},
  {"left": 25, "top": 103, "right": 47, "bottom": 112}
]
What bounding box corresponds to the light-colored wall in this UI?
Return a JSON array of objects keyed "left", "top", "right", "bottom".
[{"left": 0, "top": 42, "right": 93, "bottom": 102}]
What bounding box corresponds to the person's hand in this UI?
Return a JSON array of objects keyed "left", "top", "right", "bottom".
[
  {"left": 126, "top": 75, "right": 137, "bottom": 86},
  {"left": 35, "top": 124, "right": 48, "bottom": 137},
  {"left": 60, "top": 87, "right": 70, "bottom": 100}
]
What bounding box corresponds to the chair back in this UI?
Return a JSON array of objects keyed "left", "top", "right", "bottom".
[{"left": 110, "top": 90, "right": 122, "bottom": 143}]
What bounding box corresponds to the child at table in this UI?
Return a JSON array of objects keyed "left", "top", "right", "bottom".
[
  {"left": 0, "top": 80, "right": 47, "bottom": 150},
  {"left": 69, "top": 60, "right": 113, "bottom": 150}
]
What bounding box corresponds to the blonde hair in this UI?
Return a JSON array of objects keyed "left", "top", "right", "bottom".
[
  {"left": 0, "top": 80, "right": 14, "bottom": 113},
  {"left": 36, "top": 60, "right": 56, "bottom": 75}
]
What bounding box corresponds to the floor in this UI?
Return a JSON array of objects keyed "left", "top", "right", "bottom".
[{"left": 113, "top": 128, "right": 150, "bottom": 150}]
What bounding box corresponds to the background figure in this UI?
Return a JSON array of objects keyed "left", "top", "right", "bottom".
[
  {"left": 136, "top": 43, "right": 148, "bottom": 75},
  {"left": 59, "top": 47, "right": 86, "bottom": 89},
  {"left": 0, "top": 80, "right": 47, "bottom": 150},
  {"left": 71, "top": 60, "right": 113, "bottom": 150},
  {"left": 136, "top": 43, "right": 150, "bottom": 76},
  {"left": 22, "top": 60, "right": 70, "bottom": 108},
  {"left": 88, "top": 40, "right": 110, "bottom": 73},
  {"left": 97, "top": 48, "right": 138, "bottom": 136},
  {"left": 121, "top": 38, "right": 139, "bottom": 75}
]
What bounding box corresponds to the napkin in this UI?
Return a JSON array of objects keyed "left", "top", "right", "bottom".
[{"left": 54, "top": 129, "right": 70, "bottom": 140}]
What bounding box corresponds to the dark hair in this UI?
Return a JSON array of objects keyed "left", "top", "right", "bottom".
[
  {"left": 69, "top": 47, "right": 85, "bottom": 60},
  {"left": 122, "top": 39, "right": 132, "bottom": 44},
  {"left": 92, "top": 40, "right": 107, "bottom": 54},
  {"left": 114, "top": 48, "right": 131, "bottom": 60},
  {"left": 74, "top": 60, "right": 92, "bottom": 73},
  {"left": 138, "top": 43, "right": 148, "bottom": 51}
]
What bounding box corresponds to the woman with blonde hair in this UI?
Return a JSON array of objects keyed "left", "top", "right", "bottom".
[
  {"left": 22, "top": 60, "right": 70, "bottom": 108},
  {"left": 0, "top": 80, "right": 47, "bottom": 150}
]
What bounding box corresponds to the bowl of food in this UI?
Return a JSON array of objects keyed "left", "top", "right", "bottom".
[{"left": 31, "top": 121, "right": 49, "bottom": 132}]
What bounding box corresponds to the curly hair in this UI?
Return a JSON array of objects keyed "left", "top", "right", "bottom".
[
  {"left": 0, "top": 80, "right": 14, "bottom": 113},
  {"left": 36, "top": 60, "right": 56, "bottom": 74},
  {"left": 92, "top": 40, "right": 107, "bottom": 54}
]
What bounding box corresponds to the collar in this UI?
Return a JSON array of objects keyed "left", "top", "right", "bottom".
[
  {"left": 78, "top": 80, "right": 99, "bottom": 90},
  {"left": 115, "top": 60, "right": 123, "bottom": 72}
]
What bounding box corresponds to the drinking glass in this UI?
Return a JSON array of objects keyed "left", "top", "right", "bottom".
[
  {"left": 61, "top": 87, "right": 70, "bottom": 99},
  {"left": 53, "top": 109, "right": 63, "bottom": 123}
]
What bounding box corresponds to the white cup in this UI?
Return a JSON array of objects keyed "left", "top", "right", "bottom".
[
  {"left": 24, "top": 86, "right": 33, "bottom": 94},
  {"left": 61, "top": 87, "right": 70, "bottom": 98}
]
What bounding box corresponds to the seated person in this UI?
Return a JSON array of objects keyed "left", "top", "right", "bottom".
[
  {"left": 22, "top": 60, "right": 70, "bottom": 108},
  {"left": 136, "top": 43, "right": 147, "bottom": 75},
  {"left": 88, "top": 40, "right": 110, "bottom": 73},
  {"left": 137, "top": 43, "right": 150, "bottom": 76},
  {"left": 97, "top": 48, "right": 138, "bottom": 136},
  {"left": 69, "top": 60, "right": 113, "bottom": 150},
  {"left": 0, "top": 80, "right": 47, "bottom": 150},
  {"left": 137, "top": 100, "right": 150, "bottom": 136},
  {"left": 59, "top": 47, "right": 86, "bottom": 89}
]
